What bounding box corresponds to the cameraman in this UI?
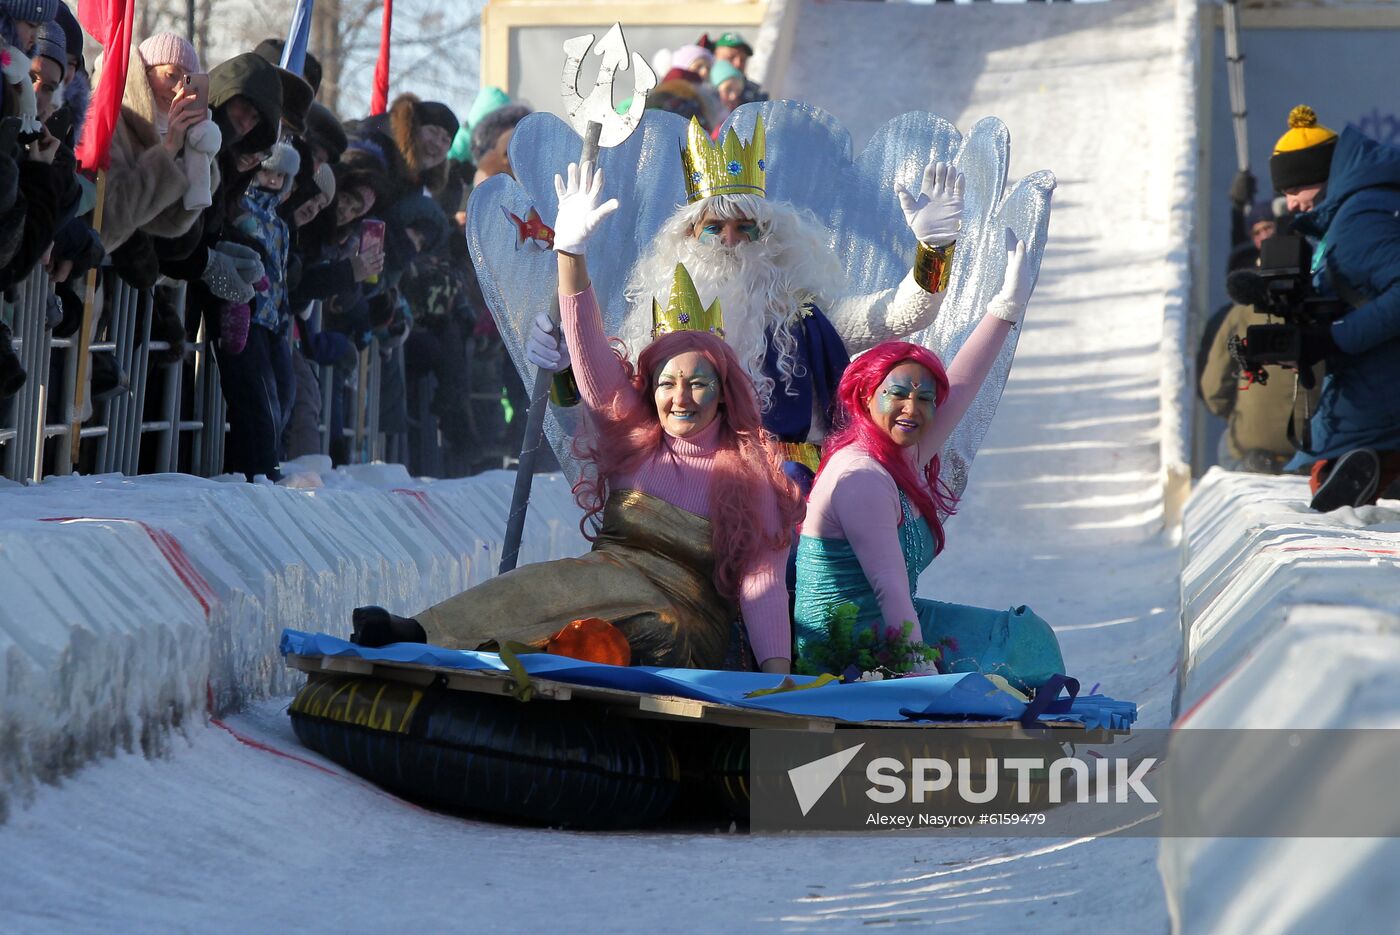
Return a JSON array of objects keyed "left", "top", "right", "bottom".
[{"left": 1271, "top": 106, "right": 1400, "bottom": 510}]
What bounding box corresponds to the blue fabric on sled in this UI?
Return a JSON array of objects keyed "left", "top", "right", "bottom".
[{"left": 280, "top": 629, "right": 1136, "bottom": 730}]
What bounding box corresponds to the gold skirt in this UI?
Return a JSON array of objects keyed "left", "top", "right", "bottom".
[{"left": 417, "top": 489, "right": 735, "bottom": 668}]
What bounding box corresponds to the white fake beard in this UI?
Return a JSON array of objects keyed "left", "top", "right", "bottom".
[{"left": 636, "top": 236, "right": 803, "bottom": 411}]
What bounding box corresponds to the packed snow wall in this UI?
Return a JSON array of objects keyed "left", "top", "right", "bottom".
[
  {"left": 1162, "top": 470, "right": 1400, "bottom": 932},
  {"left": 0, "top": 466, "right": 586, "bottom": 821}
]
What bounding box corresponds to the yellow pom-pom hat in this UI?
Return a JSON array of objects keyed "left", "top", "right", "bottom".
[{"left": 1270, "top": 105, "right": 1338, "bottom": 192}]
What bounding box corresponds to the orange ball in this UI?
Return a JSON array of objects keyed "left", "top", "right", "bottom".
[{"left": 546, "top": 617, "right": 632, "bottom": 667}]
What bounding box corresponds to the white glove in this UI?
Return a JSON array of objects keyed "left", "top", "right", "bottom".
[
  {"left": 552, "top": 161, "right": 618, "bottom": 256},
  {"left": 526, "top": 311, "right": 570, "bottom": 371},
  {"left": 184, "top": 117, "right": 223, "bottom": 155},
  {"left": 986, "top": 230, "right": 1033, "bottom": 325},
  {"left": 3, "top": 44, "right": 41, "bottom": 135},
  {"left": 896, "top": 161, "right": 965, "bottom": 247}
]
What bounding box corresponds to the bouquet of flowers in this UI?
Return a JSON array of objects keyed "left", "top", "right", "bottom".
[{"left": 796, "top": 602, "right": 951, "bottom": 681}]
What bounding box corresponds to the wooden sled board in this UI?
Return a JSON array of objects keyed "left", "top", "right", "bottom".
[{"left": 285, "top": 653, "right": 1092, "bottom": 735}]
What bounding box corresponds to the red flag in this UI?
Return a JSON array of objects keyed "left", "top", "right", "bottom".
[
  {"left": 75, "top": 0, "right": 136, "bottom": 172},
  {"left": 369, "top": 0, "right": 393, "bottom": 115}
]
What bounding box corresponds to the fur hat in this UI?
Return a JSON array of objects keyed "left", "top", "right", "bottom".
[
  {"left": 469, "top": 103, "right": 530, "bottom": 163},
  {"left": 138, "top": 32, "right": 200, "bottom": 73},
  {"left": 1270, "top": 105, "right": 1337, "bottom": 192},
  {"left": 414, "top": 100, "right": 459, "bottom": 138},
  {"left": 261, "top": 140, "right": 300, "bottom": 180}
]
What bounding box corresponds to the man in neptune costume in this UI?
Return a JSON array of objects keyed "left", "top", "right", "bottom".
[{"left": 468, "top": 101, "right": 1053, "bottom": 499}]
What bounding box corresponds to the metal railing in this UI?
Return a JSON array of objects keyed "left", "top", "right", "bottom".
[{"left": 1, "top": 268, "right": 388, "bottom": 484}]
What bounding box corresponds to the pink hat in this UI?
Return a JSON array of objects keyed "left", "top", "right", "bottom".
[
  {"left": 138, "top": 32, "right": 201, "bottom": 73},
  {"left": 671, "top": 45, "right": 714, "bottom": 72}
]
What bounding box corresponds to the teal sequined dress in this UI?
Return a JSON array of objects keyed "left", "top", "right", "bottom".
[
  {"left": 794, "top": 490, "right": 1065, "bottom": 690},
  {"left": 794, "top": 491, "right": 936, "bottom": 659}
]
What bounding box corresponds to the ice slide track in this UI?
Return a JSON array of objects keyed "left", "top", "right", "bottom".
[{"left": 0, "top": 2, "right": 1192, "bottom": 931}]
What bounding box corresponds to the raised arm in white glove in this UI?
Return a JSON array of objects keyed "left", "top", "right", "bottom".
[
  {"left": 986, "top": 230, "right": 1034, "bottom": 325},
  {"left": 534, "top": 161, "right": 618, "bottom": 369},
  {"left": 551, "top": 161, "right": 619, "bottom": 256},
  {"left": 895, "top": 161, "right": 965, "bottom": 247}
]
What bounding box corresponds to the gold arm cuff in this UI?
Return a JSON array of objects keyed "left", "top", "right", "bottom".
[
  {"left": 549, "top": 367, "right": 581, "bottom": 407},
  {"left": 913, "top": 241, "right": 956, "bottom": 294}
]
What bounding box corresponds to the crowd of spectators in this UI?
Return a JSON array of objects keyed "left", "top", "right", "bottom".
[
  {"left": 0, "top": 19, "right": 773, "bottom": 482},
  {"left": 0, "top": 1, "right": 643, "bottom": 480}
]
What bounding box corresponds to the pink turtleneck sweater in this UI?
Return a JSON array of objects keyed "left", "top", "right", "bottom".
[
  {"left": 560, "top": 286, "right": 791, "bottom": 665},
  {"left": 803, "top": 312, "right": 1014, "bottom": 639}
]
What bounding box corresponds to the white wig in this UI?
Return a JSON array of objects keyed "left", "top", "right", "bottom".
[{"left": 623, "top": 193, "right": 847, "bottom": 411}]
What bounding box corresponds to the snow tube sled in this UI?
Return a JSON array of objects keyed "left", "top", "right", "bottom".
[{"left": 289, "top": 672, "right": 681, "bottom": 828}]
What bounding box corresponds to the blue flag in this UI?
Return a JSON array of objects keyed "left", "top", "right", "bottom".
[{"left": 280, "top": 0, "right": 314, "bottom": 76}]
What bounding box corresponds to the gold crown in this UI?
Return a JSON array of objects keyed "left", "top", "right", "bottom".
[
  {"left": 679, "top": 115, "right": 766, "bottom": 203},
  {"left": 652, "top": 263, "right": 724, "bottom": 338}
]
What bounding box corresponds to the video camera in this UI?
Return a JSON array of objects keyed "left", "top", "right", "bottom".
[{"left": 1225, "top": 232, "right": 1346, "bottom": 387}]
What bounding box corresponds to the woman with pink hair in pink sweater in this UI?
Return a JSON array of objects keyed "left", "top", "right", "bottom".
[
  {"left": 796, "top": 234, "right": 1066, "bottom": 691},
  {"left": 354, "top": 162, "right": 803, "bottom": 672}
]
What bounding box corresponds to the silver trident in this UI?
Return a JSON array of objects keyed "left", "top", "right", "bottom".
[{"left": 499, "top": 24, "right": 656, "bottom": 574}]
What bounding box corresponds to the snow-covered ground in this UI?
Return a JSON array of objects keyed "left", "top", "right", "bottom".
[{"left": 4, "top": 0, "right": 1365, "bottom": 931}]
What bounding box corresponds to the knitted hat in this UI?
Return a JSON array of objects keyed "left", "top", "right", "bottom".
[
  {"left": 1270, "top": 105, "right": 1337, "bottom": 192},
  {"left": 1, "top": 0, "right": 58, "bottom": 25},
  {"left": 710, "top": 60, "right": 743, "bottom": 88},
  {"left": 33, "top": 18, "right": 63, "bottom": 71},
  {"left": 313, "top": 162, "right": 335, "bottom": 199},
  {"left": 415, "top": 100, "right": 459, "bottom": 137},
  {"left": 1246, "top": 200, "right": 1274, "bottom": 229},
  {"left": 138, "top": 32, "right": 200, "bottom": 73},
  {"left": 671, "top": 44, "right": 714, "bottom": 72},
  {"left": 53, "top": 2, "right": 80, "bottom": 69},
  {"left": 261, "top": 140, "right": 300, "bottom": 179},
  {"left": 466, "top": 85, "right": 510, "bottom": 131}
]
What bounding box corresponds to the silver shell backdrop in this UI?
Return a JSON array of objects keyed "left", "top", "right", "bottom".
[{"left": 466, "top": 100, "right": 1055, "bottom": 508}]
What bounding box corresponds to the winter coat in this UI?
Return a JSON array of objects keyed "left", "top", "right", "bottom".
[
  {"left": 93, "top": 46, "right": 221, "bottom": 253},
  {"left": 0, "top": 162, "right": 71, "bottom": 291},
  {"left": 1200, "top": 303, "right": 1322, "bottom": 461},
  {"left": 148, "top": 54, "right": 284, "bottom": 323},
  {"left": 235, "top": 187, "right": 291, "bottom": 332},
  {"left": 1288, "top": 127, "right": 1400, "bottom": 465}
]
